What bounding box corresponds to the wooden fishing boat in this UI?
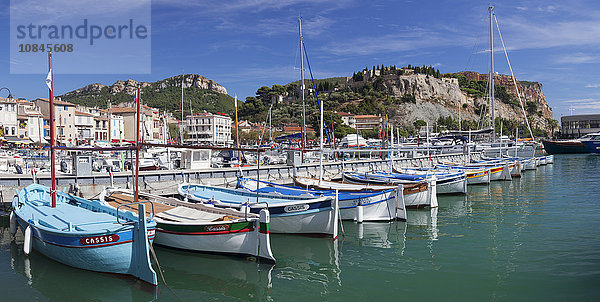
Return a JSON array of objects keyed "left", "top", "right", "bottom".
[
  {"left": 345, "top": 170, "right": 465, "bottom": 194},
  {"left": 294, "top": 176, "right": 433, "bottom": 209},
  {"left": 102, "top": 189, "right": 275, "bottom": 262},
  {"left": 294, "top": 176, "right": 438, "bottom": 210},
  {"left": 237, "top": 177, "right": 402, "bottom": 222},
  {"left": 11, "top": 184, "right": 157, "bottom": 285},
  {"left": 435, "top": 164, "right": 491, "bottom": 185},
  {"left": 10, "top": 52, "right": 157, "bottom": 286},
  {"left": 392, "top": 168, "right": 468, "bottom": 194},
  {"left": 178, "top": 183, "right": 339, "bottom": 238}
]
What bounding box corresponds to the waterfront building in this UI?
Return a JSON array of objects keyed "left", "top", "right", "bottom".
[
  {"left": 0, "top": 97, "right": 18, "bottom": 139},
  {"left": 93, "top": 115, "right": 109, "bottom": 143},
  {"left": 108, "top": 106, "right": 153, "bottom": 142},
  {"left": 75, "top": 110, "right": 95, "bottom": 145},
  {"left": 355, "top": 114, "right": 382, "bottom": 130},
  {"left": 34, "top": 98, "right": 77, "bottom": 146},
  {"left": 17, "top": 101, "right": 44, "bottom": 143},
  {"left": 184, "top": 112, "right": 232, "bottom": 146},
  {"left": 336, "top": 112, "right": 356, "bottom": 128},
  {"left": 109, "top": 113, "right": 124, "bottom": 143},
  {"left": 561, "top": 114, "right": 600, "bottom": 138}
]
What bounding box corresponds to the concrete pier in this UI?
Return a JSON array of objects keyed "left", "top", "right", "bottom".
[{"left": 0, "top": 152, "right": 474, "bottom": 206}]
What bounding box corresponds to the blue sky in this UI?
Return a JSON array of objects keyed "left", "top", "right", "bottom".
[{"left": 1, "top": 0, "right": 599, "bottom": 119}]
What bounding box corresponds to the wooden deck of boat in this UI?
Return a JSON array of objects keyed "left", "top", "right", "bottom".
[{"left": 105, "top": 193, "right": 174, "bottom": 216}]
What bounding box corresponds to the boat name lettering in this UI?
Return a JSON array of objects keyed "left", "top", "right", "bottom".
[
  {"left": 284, "top": 204, "right": 310, "bottom": 213},
  {"left": 206, "top": 225, "right": 228, "bottom": 232},
  {"left": 80, "top": 234, "right": 120, "bottom": 245}
]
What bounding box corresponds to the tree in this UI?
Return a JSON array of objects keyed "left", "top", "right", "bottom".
[
  {"left": 413, "top": 119, "right": 426, "bottom": 131},
  {"left": 256, "top": 86, "right": 272, "bottom": 102},
  {"left": 547, "top": 118, "right": 559, "bottom": 137}
]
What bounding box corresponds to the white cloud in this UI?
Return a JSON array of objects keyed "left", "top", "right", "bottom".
[
  {"left": 215, "top": 15, "right": 334, "bottom": 37},
  {"left": 561, "top": 98, "right": 599, "bottom": 103},
  {"left": 585, "top": 84, "right": 600, "bottom": 88},
  {"left": 554, "top": 53, "right": 600, "bottom": 64},
  {"left": 322, "top": 27, "right": 466, "bottom": 56}
]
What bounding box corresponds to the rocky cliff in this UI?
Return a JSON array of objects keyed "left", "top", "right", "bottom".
[
  {"left": 64, "top": 74, "right": 227, "bottom": 99},
  {"left": 60, "top": 74, "right": 233, "bottom": 116},
  {"left": 346, "top": 71, "right": 553, "bottom": 133}
]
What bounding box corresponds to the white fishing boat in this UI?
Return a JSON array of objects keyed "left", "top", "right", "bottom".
[{"left": 295, "top": 176, "right": 436, "bottom": 209}]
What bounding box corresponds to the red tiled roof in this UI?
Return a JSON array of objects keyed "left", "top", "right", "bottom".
[
  {"left": 36, "top": 98, "right": 76, "bottom": 106},
  {"left": 75, "top": 110, "right": 94, "bottom": 116}
]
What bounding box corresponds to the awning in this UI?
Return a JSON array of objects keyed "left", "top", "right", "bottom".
[
  {"left": 275, "top": 132, "right": 302, "bottom": 141},
  {"left": 2, "top": 136, "right": 33, "bottom": 144}
]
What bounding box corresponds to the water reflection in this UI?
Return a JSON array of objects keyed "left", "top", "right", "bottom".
[
  {"left": 8, "top": 237, "right": 157, "bottom": 301},
  {"left": 269, "top": 235, "right": 341, "bottom": 299},
  {"left": 407, "top": 208, "right": 438, "bottom": 241},
  {"left": 340, "top": 222, "right": 404, "bottom": 249},
  {"left": 155, "top": 247, "right": 274, "bottom": 301}
]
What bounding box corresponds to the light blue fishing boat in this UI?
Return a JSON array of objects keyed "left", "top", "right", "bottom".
[{"left": 10, "top": 183, "right": 158, "bottom": 285}]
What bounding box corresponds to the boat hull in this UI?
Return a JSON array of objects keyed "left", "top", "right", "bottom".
[
  {"left": 542, "top": 139, "right": 588, "bottom": 154},
  {"left": 582, "top": 140, "right": 600, "bottom": 153},
  {"left": 154, "top": 217, "right": 274, "bottom": 262},
  {"left": 15, "top": 216, "right": 155, "bottom": 278},
  {"left": 466, "top": 169, "right": 491, "bottom": 184},
  {"left": 338, "top": 190, "right": 396, "bottom": 221},
  {"left": 403, "top": 186, "right": 431, "bottom": 208},
  {"left": 436, "top": 175, "right": 467, "bottom": 194}
]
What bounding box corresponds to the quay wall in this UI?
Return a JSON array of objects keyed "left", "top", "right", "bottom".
[{"left": 0, "top": 152, "right": 473, "bottom": 208}]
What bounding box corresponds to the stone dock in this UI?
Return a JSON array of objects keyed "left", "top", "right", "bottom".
[{"left": 0, "top": 152, "right": 472, "bottom": 209}]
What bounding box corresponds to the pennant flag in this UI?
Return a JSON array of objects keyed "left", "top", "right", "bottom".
[
  {"left": 234, "top": 94, "right": 238, "bottom": 108},
  {"left": 45, "top": 69, "right": 52, "bottom": 90}
]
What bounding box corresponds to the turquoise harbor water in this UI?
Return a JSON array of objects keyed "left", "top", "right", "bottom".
[{"left": 1, "top": 154, "right": 599, "bottom": 301}]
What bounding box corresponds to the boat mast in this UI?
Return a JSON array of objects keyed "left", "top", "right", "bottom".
[
  {"left": 489, "top": 6, "right": 496, "bottom": 142},
  {"left": 235, "top": 94, "right": 240, "bottom": 161},
  {"left": 319, "top": 66, "right": 324, "bottom": 183},
  {"left": 47, "top": 52, "right": 56, "bottom": 208},
  {"left": 134, "top": 86, "right": 141, "bottom": 204},
  {"left": 269, "top": 104, "right": 272, "bottom": 143},
  {"left": 180, "top": 72, "right": 184, "bottom": 144},
  {"left": 299, "top": 17, "right": 306, "bottom": 162}
]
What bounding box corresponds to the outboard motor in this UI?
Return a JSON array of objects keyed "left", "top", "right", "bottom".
[
  {"left": 14, "top": 164, "right": 23, "bottom": 174},
  {"left": 60, "top": 160, "right": 68, "bottom": 173}
]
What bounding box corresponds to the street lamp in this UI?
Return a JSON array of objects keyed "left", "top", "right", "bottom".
[{"left": 0, "top": 87, "right": 13, "bottom": 99}]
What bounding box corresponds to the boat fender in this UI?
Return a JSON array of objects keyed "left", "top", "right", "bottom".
[
  {"left": 429, "top": 176, "right": 438, "bottom": 208},
  {"left": 9, "top": 211, "right": 17, "bottom": 236},
  {"left": 355, "top": 203, "right": 364, "bottom": 223},
  {"left": 24, "top": 225, "right": 32, "bottom": 255}
]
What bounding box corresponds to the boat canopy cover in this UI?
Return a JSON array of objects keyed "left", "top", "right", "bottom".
[{"left": 274, "top": 132, "right": 302, "bottom": 141}]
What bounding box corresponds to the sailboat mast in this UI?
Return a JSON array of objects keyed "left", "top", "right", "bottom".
[
  {"left": 319, "top": 74, "right": 323, "bottom": 182},
  {"left": 134, "top": 86, "right": 141, "bottom": 204},
  {"left": 235, "top": 95, "right": 240, "bottom": 161},
  {"left": 299, "top": 17, "right": 306, "bottom": 160},
  {"left": 269, "top": 105, "right": 272, "bottom": 143},
  {"left": 48, "top": 52, "right": 56, "bottom": 208},
  {"left": 489, "top": 6, "right": 496, "bottom": 141},
  {"left": 180, "top": 73, "right": 184, "bottom": 144}
]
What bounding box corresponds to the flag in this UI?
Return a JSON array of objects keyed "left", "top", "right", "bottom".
[
  {"left": 234, "top": 94, "right": 238, "bottom": 108},
  {"left": 45, "top": 69, "right": 52, "bottom": 91}
]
